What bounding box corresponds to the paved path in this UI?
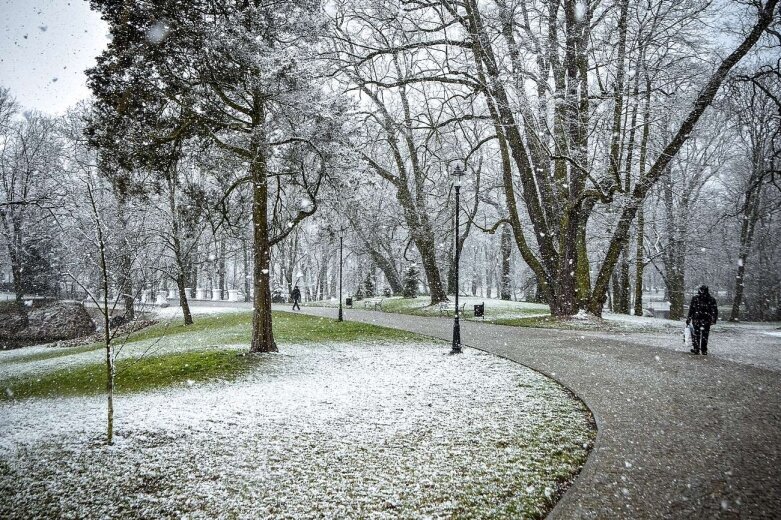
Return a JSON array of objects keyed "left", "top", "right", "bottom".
[{"left": 286, "top": 306, "right": 781, "bottom": 519}]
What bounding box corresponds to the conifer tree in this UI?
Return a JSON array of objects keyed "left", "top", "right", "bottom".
[{"left": 403, "top": 264, "right": 419, "bottom": 299}]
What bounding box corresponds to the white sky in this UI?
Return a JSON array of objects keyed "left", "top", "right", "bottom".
[{"left": 0, "top": 0, "right": 109, "bottom": 114}]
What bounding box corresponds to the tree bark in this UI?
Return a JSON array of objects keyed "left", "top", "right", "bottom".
[
  {"left": 176, "top": 272, "right": 193, "bottom": 326},
  {"left": 633, "top": 206, "right": 645, "bottom": 316},
  {"left": 730, "top": 175, "right": 762, "bottom": 321},
  {"left": 250, "top": 102, "right": 277, "bottom": 353},
  {"left": 500, "top": 222, "right": 512, "bottom": 300}
]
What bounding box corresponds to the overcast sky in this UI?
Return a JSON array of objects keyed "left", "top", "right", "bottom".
[{"left": 0, "top": 0, "right": 108, "bottom": 114}]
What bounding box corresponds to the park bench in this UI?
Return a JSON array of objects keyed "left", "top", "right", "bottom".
[
  {"left": 438, "top": 301, "right": 486, "bottom": 319},
  {"left": 362, "top": 298, "right": 384, "bottom": 310},
  {"left": 438, "top": 301, "right": 467, "bottom": 316}
]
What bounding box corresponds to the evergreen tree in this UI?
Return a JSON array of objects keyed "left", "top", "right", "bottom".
[
  {"left": 402, "top": 264, "right": 419, "bottom": 299},
  {"left": 363, "top": 272, "right": 375, "bottom": 298},
  {"left": 86, "top": 0, "right": 346, "bottom": 352}
]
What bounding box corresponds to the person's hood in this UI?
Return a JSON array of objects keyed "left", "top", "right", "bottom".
[{"left": 698, "top": 285, "right": 709, "bottom": 296}]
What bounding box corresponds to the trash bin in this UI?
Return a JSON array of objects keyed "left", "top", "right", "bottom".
[
  {"left": 346, "top": 297, "right": 353, "bottom": 308},
  {"left": 474, "top": 303, "right": 485, "bottom": 319}
]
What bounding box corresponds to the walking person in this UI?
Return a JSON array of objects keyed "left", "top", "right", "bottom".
[
  {"left": 686, "top": 285, "right": 718, "bottom": 355},
  {"left": 291, "top": 285, "right": 301, "bottom": 311}
]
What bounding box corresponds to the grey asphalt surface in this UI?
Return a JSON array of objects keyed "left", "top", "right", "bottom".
[{"left": 284, "top": 306, "right": 781, "bottom": 519}]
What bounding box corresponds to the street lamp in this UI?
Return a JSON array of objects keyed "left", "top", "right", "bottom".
[{"left": 451, "top": 162, "right": 465, "bottom": 354}]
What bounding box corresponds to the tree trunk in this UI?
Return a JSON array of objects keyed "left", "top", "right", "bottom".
[
  {"left": 661, "top": 170, "right": 687, "bottom": 321},
  {"left": 500, "top": 222, "right": 512, "bottom": 300},
  {"left": 668, "top": 268, "right": 685, "bottom": 321},
  {"left": 617, "top": 251, "right": 631, "bottom": 314},
  {"left": 250, "top": 107, "right": 277, "bottom": 353},
  {"left": 367, "top": 249, "right": 403, "bottom": 294},
  {"left": 417, "top": 236, "right": 447, "bottom": 303},
  {"left": 218, "top": 237, "right": 226, "bottom": 300},
  {"left": 116, "top": 199, "right": 135, "bottom": 320},
  {"left": 176, "top": 273, "right": 193, "bottom": 326},
  {"left": 318, "top": 254, "right": 329, "bottom": 300},
  {"left": 633, "top": 79, "right": 651, "bottom": 318},
  {"left": 119, "top": 250, "right": 135, "bottom": 321},
  {"left": 633, "top": 206, "right": 645, "bottom": 316},
  {"left": 730, "top": 180, "right": 762, "bottom": 321},
  {"left": 485, "top": 248, "right": 494, "bottom": 299},
  {"left": 243, "top": 235, "right": 251, "bottom": 302}
]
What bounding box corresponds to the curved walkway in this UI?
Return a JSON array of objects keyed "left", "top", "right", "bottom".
[{"left": 288, "top": 306, "right": 781, "bottom": 519}]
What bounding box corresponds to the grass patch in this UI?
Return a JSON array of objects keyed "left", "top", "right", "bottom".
[
  {"left": 125, "top": 312, "right": 253, "bottom": 344},
  {"left": 2, "top": 311, "right": 417, "bottom": 365},
  {"left": 313, "top": 296, "right": 551, "bottom": 322},
  {"left": 490, "top": 316, "right": 568, "bottom": 328},
  {"left": 0, "top": 343, "right": 107, "bottom": 365},
  {"left": 103, "top": 310, "right": 415, "bottom": 346},
  {"left": 2, "top": 349, "right": 261, "bottom": 401},
  {"left": 272, "top": 311, "right": 417, "bottom": 342},
  {"left": 0, "top": 311, "right": 424, "bottom": 400}
]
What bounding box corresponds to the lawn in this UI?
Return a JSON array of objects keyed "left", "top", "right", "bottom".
[
  {"left": 0, "top": 311, "right": 417, "bottom": 400},
  {"left": 0, "top": 309, "right": 595, "bottom": 519},
  {"left": 306, "top": 295, "right": 551, "bottom": 321}
]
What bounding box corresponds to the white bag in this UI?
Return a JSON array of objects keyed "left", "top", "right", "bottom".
[{"left": 683, "top": 324, "right": 693, "bottom": 348}]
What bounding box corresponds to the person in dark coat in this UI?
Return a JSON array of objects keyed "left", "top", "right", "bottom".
[
  {"left": 291, "top": 285, "right": 301, "bottom": 311},
  {"left": 686, "top": 285, "right": 718, "bottom": 355}
]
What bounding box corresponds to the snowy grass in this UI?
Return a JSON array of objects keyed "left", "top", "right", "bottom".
[
  {"left": 2, "top": 349, "right": 262, "bottom": 400},
  {"left": 305, "top": 296, "right": 700, "bottom": 333},
  {"left": 0, "top": 312, "right": 595, "bottom": 519},
  {"left": 307, "top": 295, "right": 551, "bottom": 321},
  {"left": 490, "top": 312, "right": 696, "bottom": 333},
  {"left": 0, "top": 312, "right": 418, "bottom": 397}
]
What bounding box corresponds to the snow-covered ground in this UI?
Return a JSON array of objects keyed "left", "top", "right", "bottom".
[
  {"left": 0, "top": 310, "right": 253, "bottom": 381},
  {"left": 304, "top": 296, "right": 781, "bottom": 370},
  {"left": 582, "top": 318, "right": 781, "bottom": 372},
  {"left": 306, "top": 295, "right": 550, "bottom": 320},
  {"left": 155, "top": 303, "right": 252, "bottom": 319},
  {"left": 161, "top": 303, "right": 781, "bottom": 372},
  {"left": 0, "top": 312, "right": 593, "bottom": 518}
]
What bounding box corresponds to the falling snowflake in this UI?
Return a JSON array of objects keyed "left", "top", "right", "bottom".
[{"left": 146, "top": 21, "right": 170, "bottom": 44}]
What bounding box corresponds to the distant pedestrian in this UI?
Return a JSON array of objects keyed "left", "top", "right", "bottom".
[
  {"left": 291, "top": 285, "right": 301, "bottom": 311},
  {"left": 686, "top": 285, "right": 718, "bottom": 355}
]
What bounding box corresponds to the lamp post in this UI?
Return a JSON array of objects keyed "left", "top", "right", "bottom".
[
  {"left": 338, "top": 235, "right": 344, "bottom": 322},
  {"left": 451, "top": 162, "right": 464, "bottom": 354}
]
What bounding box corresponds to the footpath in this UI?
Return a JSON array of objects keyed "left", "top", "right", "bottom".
[{"left": 287, "top": 306, "right": 781, "bottom": 519}]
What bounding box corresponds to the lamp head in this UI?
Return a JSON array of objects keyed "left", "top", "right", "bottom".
[{"left": 452, "top": 163, "right": 464, "bottom": 187}]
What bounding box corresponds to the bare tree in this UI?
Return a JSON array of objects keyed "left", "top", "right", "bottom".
[
  {"left": 0, "top": 105, "right": 63, "bottom": 308},
  {"left": 723, "top": 74, "right": 780, "bottom": 320}
]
